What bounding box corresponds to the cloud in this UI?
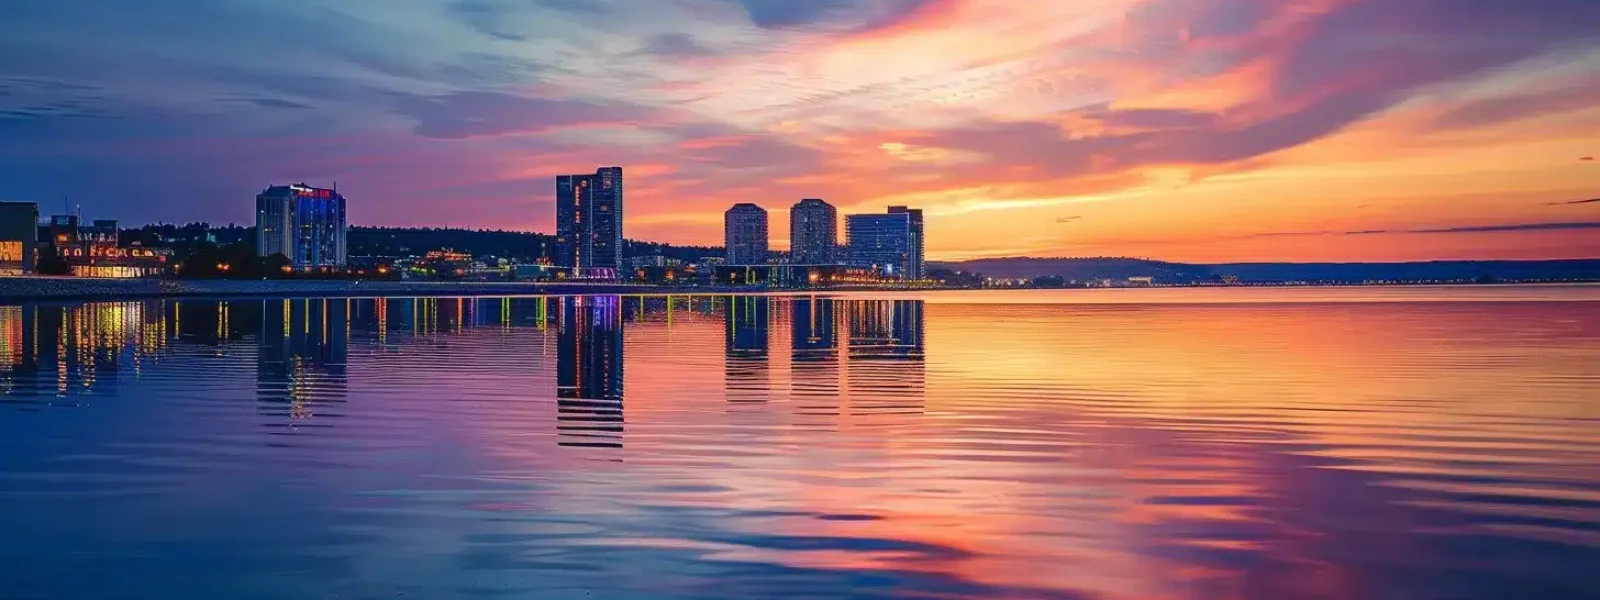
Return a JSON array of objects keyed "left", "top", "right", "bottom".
[
  {"left": 726, "top": 0, "right": 941, "bottom": 31},
  {"left": 1411, "top": 222, "right": 1600, "bottom": 234},
  {"left": 388, "top": 91, "right": 653, "bottom": 139},
  {"left": 233, "top": 98, "right": 314, "bottom": 110},
  {"left": 635, "top": 33, "right": 719, "bottom": 59}
]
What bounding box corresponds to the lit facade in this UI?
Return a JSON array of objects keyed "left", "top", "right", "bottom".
[
  {"left": 0, "top": 202, "right": 38, "bottom": 275},
  {"left": 256, "top": 183, "right": 348, "bottom": 269},
  {"left": 44, "top": 215, "right": 172, "bottom": 278},
  {"left": 847, "top": 207, "right": 925, "bottom": 279},
  {"left": 789, "top": 198, "right": 837, "bottom": 265},
  {"left": 724, "top": 203, "right": 769, "bottom": 266},
  {"left": 889, "top": 206, "right": 925, "bottom": 280},
  {"left": 555, "top": 167, "right": 624, "bottom": 274}
]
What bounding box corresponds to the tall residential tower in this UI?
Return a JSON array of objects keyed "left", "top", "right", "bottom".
[
  {"left": 789, "top": 198, "right": 837, "bottom": 265},
  {"left": 555, "top": 167, "right": 624, "bottom": 274},
  {"left": 724, "top": 203, "right": 769, "bottom": 266}
]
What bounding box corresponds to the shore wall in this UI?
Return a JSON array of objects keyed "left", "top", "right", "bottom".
[{"left": 0, "top": 277, "right": 703, "bottom": 302}]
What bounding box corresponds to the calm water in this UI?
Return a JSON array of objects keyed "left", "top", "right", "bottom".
[{"left": 1, "top": 287, "right": 1597, "bottom": 600}]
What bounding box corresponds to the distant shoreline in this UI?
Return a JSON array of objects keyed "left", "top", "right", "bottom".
[{"left": 0, "top": 277, "right": 935, "bottom": 302}]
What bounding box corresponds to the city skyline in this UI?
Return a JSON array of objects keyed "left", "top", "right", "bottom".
[{"left": 1, "top": 2, "right": 1598, "bottom": 262}]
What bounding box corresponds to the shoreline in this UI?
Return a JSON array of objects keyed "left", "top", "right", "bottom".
[
  {"left": 0, "top": 277, "right": 938, "bottom": 302},
  {"left": 2, "top": 276, "right": 1595, "bottom": 303}
]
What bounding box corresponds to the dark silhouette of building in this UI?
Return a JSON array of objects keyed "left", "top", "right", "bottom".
[
  {"left": 555, "top": 167, "right": 624, "bottom": 274},
  {"left": 556, "top": 296, "right": 624, "bottom": 448},
  {"left": 0, "top": 201, "right": 38, "bottom": 274},
  {"left": 789, "top": 199, "right": 838, "bottom": 265}
]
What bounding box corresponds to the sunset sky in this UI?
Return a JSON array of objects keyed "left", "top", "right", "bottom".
[{"left": 2, "top": 0, "right": 1598, "bottom": 262}]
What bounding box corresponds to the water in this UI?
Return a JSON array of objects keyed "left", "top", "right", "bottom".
[{"left": 0, "top": 288, "right": 1597, "bottom": 600}]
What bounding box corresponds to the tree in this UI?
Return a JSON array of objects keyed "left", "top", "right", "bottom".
[{"left": 259, "top": 253, "right": 292, "bottom": 278}]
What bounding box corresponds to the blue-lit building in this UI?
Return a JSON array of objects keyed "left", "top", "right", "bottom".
[
  {"left": 555, "top": 167, "right": 624, "bottom": 275},
  {"left": 256, "top": 183, "right": 347, "bottom": 269},
  {"left": 846, "top": 206, "right": 924, "bottom": 279}
]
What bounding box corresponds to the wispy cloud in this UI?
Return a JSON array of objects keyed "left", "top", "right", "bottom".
[
  {"left": 1411, "top": 222, "right": 1600, "bottom": 234},
  {"left": 0, "top": 0, "right": 1597, "bottom": 262}
]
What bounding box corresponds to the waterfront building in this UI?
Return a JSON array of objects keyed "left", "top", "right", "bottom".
[
  {"left": 555, "top": 167, "right": 624, "bottom": 276},
  {"left": 889, "top": 206, "right": 925, "bottom": 280},
  {"left": 846, "top": 206, "right": 925, "bottom": 279},
  {"left": 35, "top": 214, "right": 173, "bottom": 278},
  {"left": 724, "top": 203, "right": 769, "bottom": 266},
  {"left": 256, "top": 183, "right": 348, "bottom": 269},
  {"left": 789, "top": 198, "right": 837, "bottom": 265},
  {"left": 0, "top": 202, "right": 38, "bottom": 274}
]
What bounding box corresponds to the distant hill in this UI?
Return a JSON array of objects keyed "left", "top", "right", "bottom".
[{"left": 931, "top": 257, "right": 1600, "bottom": 283}]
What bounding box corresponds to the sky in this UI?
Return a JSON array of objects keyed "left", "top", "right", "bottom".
[{"left": 2, "top": 0, "right": 1598, "bottom": 263}]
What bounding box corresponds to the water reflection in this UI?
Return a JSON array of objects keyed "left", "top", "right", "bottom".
[
  {"left": 846, "top": 299, "right": 926, "bottom": 416},
  {"left": 725, "top": 296, "right": 772, "bottom": 405},
  {"left": 257, "top": 299, "right": 349, "bottom": 426},
  {"left": 792, "top": 297, "right": 841, "bottom": 417},
  {"left": 556, "top": 296, "right": 624, "bottom": 448},
  {"left": 0, "top": 290, "right": 1597, "bottom": 600}
]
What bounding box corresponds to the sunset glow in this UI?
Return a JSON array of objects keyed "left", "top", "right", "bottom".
[{"left": 2, "top": 0, "right": 1597, "bottom": 261}]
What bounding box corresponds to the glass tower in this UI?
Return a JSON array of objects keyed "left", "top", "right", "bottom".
[
  {"left": 555, "top": 167, "right": 624, "bottom": 273},
  {"left": 255, "top": 184, "right": 347, "bottom": 269}
]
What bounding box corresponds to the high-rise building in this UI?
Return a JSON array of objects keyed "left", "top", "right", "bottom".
[
  {"left": 555, "top": 167, "right": 624, "bottom": 273},
  {"left": 256, "top": 183, "right": 347, "bottom": 269},
  {"left": 0, "top": 202, "right": 38, "bottom": 275},
  {"left": 889, "top": 206, "right": 925, "bottom": 279},
  {"left": 724, "top": 203, "right": 769, "bottom": 266},
  {"left": 846, "top": 206, "right": 924, "bottom": 279},
  {"left": 789, "top": 198, "right": 837, "bottom": 265}
]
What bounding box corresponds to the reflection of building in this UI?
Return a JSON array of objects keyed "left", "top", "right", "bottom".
[
  {"left": 845, "top": 300, "right": 925, "bottom": 416},
  {"left": 0, "top": 302, "right": 169, "bottom": 401},
  {"left": 0, "top": 202, "right": 38, "bottom": 274},
  {"left": 790, "top": 199, "right": 838, "bottom": 265},
  {"left": 257, "top": 298, "right": 350, "bottom": 423},
  {"left": 724, "top": 296, "right": 771, "bottom": 404},
  {"left": 256, "top": 183, "right": 348, "bottom": 269},
  {"left": 791, "top": 297, "right": 837, "bottom": 358},
  {"left": 555, "top": 167, "right": 624, "bottom": 275},
  {"left": 846, "top": 207, "right": 924, "bottom": 279},
  {"left": 556, "top": 296, "right": 624, "bottom": 448},
  {"left": 725, "top": 203, "right": 769, "bottom": 266},
  {"left": 790, "top": 297, "right": 840, "bottom": 415}
]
